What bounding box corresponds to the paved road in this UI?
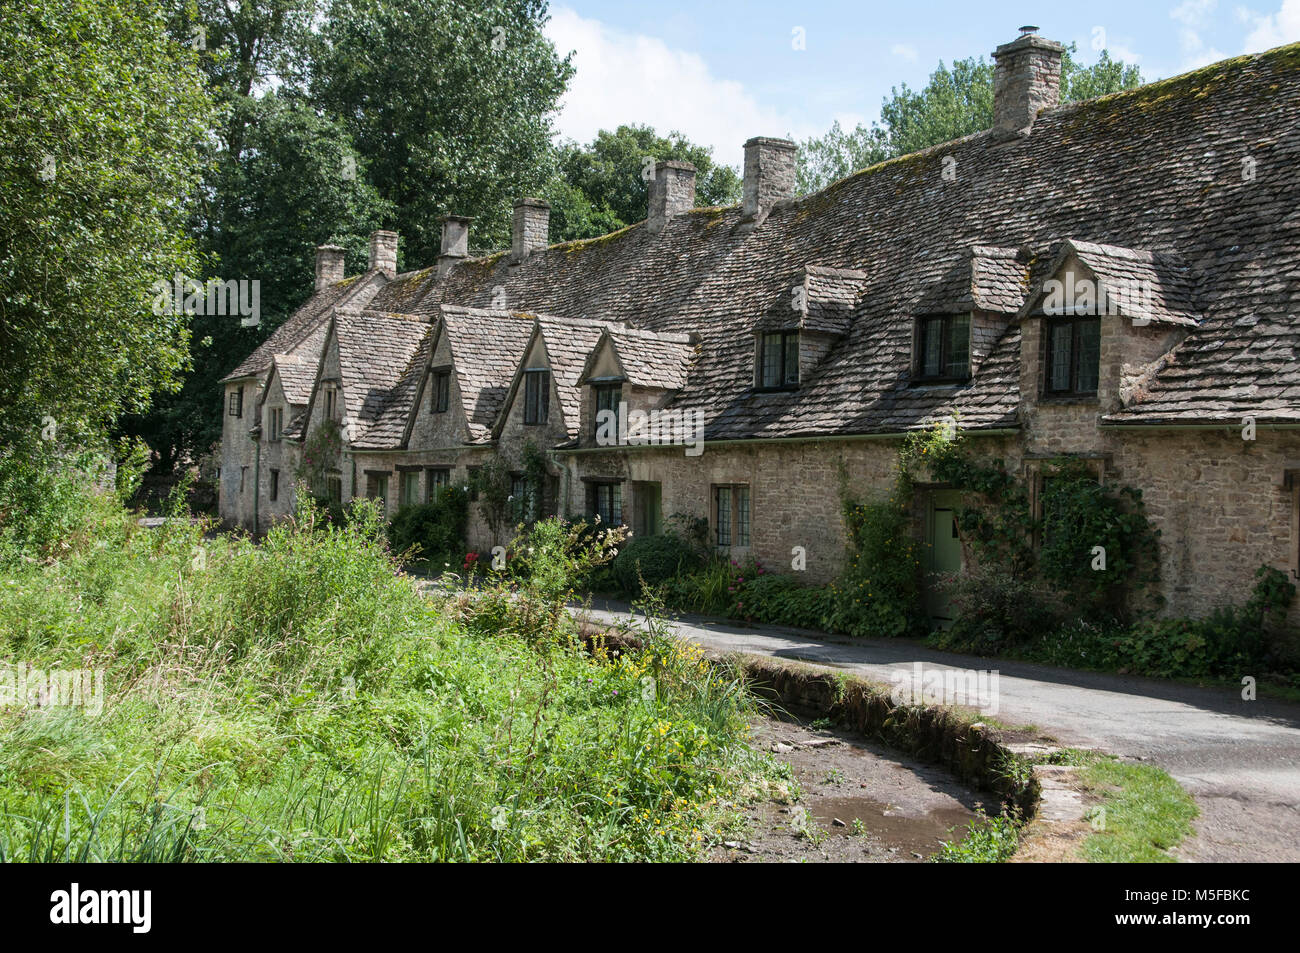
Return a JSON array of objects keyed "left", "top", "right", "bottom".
[{"left": 579, "top": 601, "right": 1300, "bottom": 862}]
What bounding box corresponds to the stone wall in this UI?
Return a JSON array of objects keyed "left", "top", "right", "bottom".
[{"left": 218, "top": 378, "right": 261, "bottom": 528}]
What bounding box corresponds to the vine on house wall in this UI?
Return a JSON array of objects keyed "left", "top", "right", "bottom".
[
  {"left": 473, "top": 443, "right": 553, "bottom": 547},
  {"left": 521, "top": 442, "right": 548, "bottom": 522},
  {"left": 296, "top": 418, "right": 342, "bottom": 495},
  {"left": 473, "top": 454, "right": 513, "bottom": 544},
  {"left": 899, "top": 422, "right": 1162, "bottom": 626},
  {"left": 827, "top": 453, "right": 924, "bottom": 638}
]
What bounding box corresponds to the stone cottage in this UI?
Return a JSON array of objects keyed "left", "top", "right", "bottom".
[{"left": 219, "top": 30, "right": 1300, "bottom": 623}]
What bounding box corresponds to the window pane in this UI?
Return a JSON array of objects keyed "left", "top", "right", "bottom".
[
  {"left": 923, "top": 318, "right": 944, "bottom": 377},
  {"left": 783, "top": 333, "right": 799, "bottom": 385},
  {"left": 1048, "top": 322, "right": 1073, "bottom": 391},
  {"left": 524, "top": 371, "right": 549, "bottom": 424},
  {"left": 761, "top": 334, "right": 781, "bottom": 387},
  {"left": 946, "top": 315, "right": 970, "bottom": 378},
  {"left": 401, "top": 472, "right": 419, "bottom": 506},
  {"left": 716, "top": 487, "right": 732, "bottom": 546},
  {"left": 434, "top": 372, "right": 450, "bottom": 413},
  {"left": 736, "top": 486, "right": 750, "bottom": 546},
  {"left": 1076, "top": 318, "right": 1100, "bottom": 393}
]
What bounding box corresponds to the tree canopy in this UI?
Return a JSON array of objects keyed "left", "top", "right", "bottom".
[
  {"left": 549, "top": 125, "right": 742, "bottom": 242},
  {"left": 309, "top": 0, "right": 574, "bottom": 260},
  {"left": 0, "top": 0, "right": 217, "bottom": 459},
  {"left": 797, "top": 46, "right": 1143, "bottom": 194}
]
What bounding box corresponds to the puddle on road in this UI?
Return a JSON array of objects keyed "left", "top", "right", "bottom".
[{"left": 811, "top": 797, "right": 974, "bottom": 856}]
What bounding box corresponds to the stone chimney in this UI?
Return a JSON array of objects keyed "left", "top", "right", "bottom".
[
  {"left": 647, "top": 159, "right": 696, "bottom": 234},
  {"left": 368, "top": 230, "right": 398, "bottom": 276},
  {"left": 991, "top": 27, "right": 1064, "bottom": 139},
  {"left": 511, "top": 198, "right": 550, "bottom": 263},
  {"left": 315, "top": 244, "right": 345, "bottom": 291},
  {"left": 742, "top": 137, "right": 796, "bottom": 220},
  {"left": 437, "top": 215, "right": 472, "bottom": 277}
]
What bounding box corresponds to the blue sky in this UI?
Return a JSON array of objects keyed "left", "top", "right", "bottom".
[{"left": 544, "top": 0, "right": 1300, "bottom": 165}]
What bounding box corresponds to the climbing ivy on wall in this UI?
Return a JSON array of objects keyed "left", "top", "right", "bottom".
[
  {"left": 827, "top": 456, "right": 924, "bottom": 638},
  {"left": 296, "top": 419, "right": 342, "bottom": 495},
  {"left": 901, "top": 422, "right": 1162, "bottom": 625}
]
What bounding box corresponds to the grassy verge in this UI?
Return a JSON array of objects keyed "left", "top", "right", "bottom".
[
  {"left": 1035, "top": 749, "right": 1198, "bottom": 862},
  {"left": 0, "top": 498, "right": 771, "bottom": 862}
]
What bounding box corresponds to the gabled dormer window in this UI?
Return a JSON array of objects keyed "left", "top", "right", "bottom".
[
  {"left": 758, "top": 331, "right": 799, "bottom": 390},
  {"left": 323, "top": 385, "right": 338, "bottom": 421},
  {"left": 915, "top": 314, "right": 971, "bottom": 382},
  {"left": 431, "top": 370, "right": 450, "bottom": 413},
  {"left": 229, "top": 387, "right": 244, "bottom": 418},
  {"left": 523, "top": 369, "right": 549, "bottom": 425},
  {"left": 1044, "top": 316, "right": 1101, "bottom": 396}
]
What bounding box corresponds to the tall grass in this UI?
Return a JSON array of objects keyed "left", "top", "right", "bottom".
[{"left": 0, "top": 495, "right": 766, "bottom": 862}]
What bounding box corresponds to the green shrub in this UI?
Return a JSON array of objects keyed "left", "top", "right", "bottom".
[
  {"left": 611, "top": 533, "right": 701, "bottom": 594},
  {"left": 825, "top": 496, "right": 922, "bottom": 638},
  {"left": 945, "top": 565, "right": 1297, "bottom": 681},
  {"left": 0, "top": 501, "right": 767, "bottom": 862},
  {"left": 931, "top": 567, "right": 1065, "bottom": 653},
  {"left": 388, "top": 487, "right": 469, "bottom": 567},
  {"left": 934, "top": 810, "right": 1021, "bottom": 863},
  {"left": 660, "top": 557, "right": 741, "bottom": 616},
  {"left": 731, "top": 572, "right": 832, "bottom": 629},
  {"left": 1037, "top": 460, "right": 1161, "bottom": 619}
]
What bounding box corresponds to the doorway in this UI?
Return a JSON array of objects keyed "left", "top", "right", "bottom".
[{"left": 923, "top": 489, "right": 963, "bottom": 625}]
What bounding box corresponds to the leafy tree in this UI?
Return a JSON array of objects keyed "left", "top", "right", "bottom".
[
  {"left": 0, "top": 0, "right": 217, "bottom": 460},
  {"left": 165, "top": 0, "right": 321, "bottom": 163},
  {"left": 124, "top": 1, "right": 388, "bottom": 473},
  {"left": 121, "top": 94, "right": 391, "bottom": 470},
  {"left": 797, "top": 45, "right": 1143, "bottom": 194},
  {"left": 550, "top": 125, "right": 742, "bottom": 241},
  {"left": 309, "top": 0, "right": 574, "bottom": 260}
]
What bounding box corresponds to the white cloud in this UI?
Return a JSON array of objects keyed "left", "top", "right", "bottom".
[
  {"left": 544, "top": 7, "right": 816, "bottom": 168},
  {"left": 1172, "top": 0, "right": 1217, "bottom": 25},
  {"left": 1170, "top": 0, "right": 1226, "bottom": 68},
  {"left": 890, "top": 43, "right": 918, "bottom": 62},
  {"left": 1240, "top": 0, "right": 1300, "bottom": 49}
]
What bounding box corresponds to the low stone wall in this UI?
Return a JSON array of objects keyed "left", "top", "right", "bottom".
[{"left": 733, "top": 655, "right": 1040, "bottom": 819}]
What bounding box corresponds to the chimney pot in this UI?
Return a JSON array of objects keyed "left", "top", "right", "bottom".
[
  {"left": 742, "top": 136, "right": 797, "bottom": 220},
  {"left": 991, "top": 30, "right": 1064, "bottom": 139},
  {"left": 647, "top": 159, "right": 696, "bottom": 234},
  {"left": 315, "top": 244, "right": 346, "bottom": 291},
  {"left": 438, "top": 215, "right": 472, "bottom": 277},
  {"left": 511, "top": 198, "right": 550, "bottom": 263},
  {"left": 367, "top": 230, "right": 398, "bottom": 277}
]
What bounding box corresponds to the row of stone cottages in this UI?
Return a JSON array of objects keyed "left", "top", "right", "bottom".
[{"left": 219, "top": 31, "right": 1300, "bottom": 624}]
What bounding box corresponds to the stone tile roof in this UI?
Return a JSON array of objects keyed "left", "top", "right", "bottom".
[
  {"left": 282, "top": 409, "right": 308, "bottom": 441},
  {"left": 1020, "top": 239, "right": 1201, "bottom": 327},
  {"left": 332, "top": 311, "right": 428, "bottom": 449},
  {"left": 915, "top": 246, "right": 1033, "bottom": 315},
  {"left": 755, "top": 265, "right": 868, "bottom": 336},
  {"left": 354, "top": 322, "right": 434, "bottom": 450},
  {"left": 437, "top": 307, "right": 537, "bottom": 443},
  {"left": 236, "top": 44, "right": 1300, "bottom": 444},
  {"left": 1104, "top": 312, "right": 1300, "bottom": 423},
  {"left": 221, "top": 272, "right": 381, "bottom": 382},
  {"left": 269, "top": 352, "right": 317, "bottom": 406},
  {"left": 373, "top": 45, "right": 1300, "bottom": 438},
  {"left": 581, "top": 326, "right": 698, "bottom": 390}
]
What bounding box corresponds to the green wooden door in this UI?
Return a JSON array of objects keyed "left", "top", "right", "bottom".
[{"left": 925, "top": 489, "right": 963, "bottom": 624}]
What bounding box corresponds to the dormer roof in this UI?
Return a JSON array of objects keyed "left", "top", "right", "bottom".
[{"left": 579, "top": 327, "right": 698, "bottom": 390}]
